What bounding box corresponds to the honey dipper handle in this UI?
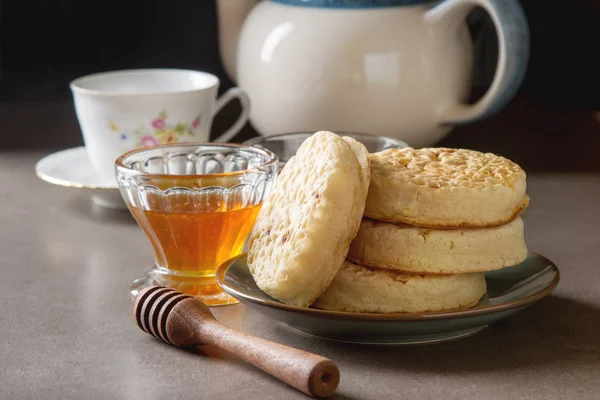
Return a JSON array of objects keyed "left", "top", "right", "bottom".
[
  {"left": 202, "top": 322, "right": 339, "bottom": 398},
  {"left": 166, "top": 298, "right": 339, "bottom": 397},
  {"left": 162, "top": 298, "right": 340, "bottom": 397}
]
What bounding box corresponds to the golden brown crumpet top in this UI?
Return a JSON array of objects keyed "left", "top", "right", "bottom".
[{"left": 365, "top": 147, "right": 529, "bottom": 228}]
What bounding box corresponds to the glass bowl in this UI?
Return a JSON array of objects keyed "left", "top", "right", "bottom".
[
  {"left": 115, "top": 143, "right": 278, "bottom": 306},
  {"left": 244, "top": 132, "right": 408, "bottom": 167}
]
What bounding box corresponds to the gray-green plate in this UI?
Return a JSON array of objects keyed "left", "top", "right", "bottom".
[{"left": 216, "top": 252, "right": 560, "bottom": 345}]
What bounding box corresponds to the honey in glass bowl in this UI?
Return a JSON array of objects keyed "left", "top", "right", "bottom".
[{"left": 116, "top": 143, "right": 278, "bottom": 306}]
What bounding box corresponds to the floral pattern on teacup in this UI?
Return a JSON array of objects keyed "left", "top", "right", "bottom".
[{"left": 110, "top": 110, "right": 201, "bottom": 148}]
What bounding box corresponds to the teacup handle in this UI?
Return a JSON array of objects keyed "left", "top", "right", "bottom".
[
  {"left": 425, "top": 0, "right": 529, "bottom": 125},
  {"left": 212, "top": 87, "right": 251, "bottom": 142}
]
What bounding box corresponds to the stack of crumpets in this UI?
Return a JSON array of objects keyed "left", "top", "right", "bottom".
[
  {"left": 247, "top": 133, "right": 530, "bottom": 314},
  {"left": 314, "top": 148, "right": 529, "bottom": 313}
]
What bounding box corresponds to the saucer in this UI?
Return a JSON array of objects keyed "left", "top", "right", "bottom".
[
  {"left": 216, "top": 252, "right": 560, "bottom": 345},
  {"left": 35, "top": 147, "right": 125, "bottom": 209}
]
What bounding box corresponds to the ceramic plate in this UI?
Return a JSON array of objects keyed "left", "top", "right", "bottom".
[
  {"left": 36, "top": 147, "right": 125, "bottom": 209},
  {"left": 217, "top": 252, "right": 560, "bottom": 345}
]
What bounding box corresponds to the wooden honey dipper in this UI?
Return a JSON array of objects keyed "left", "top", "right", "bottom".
[{"left": 132, "top": 285, "right": 340, "bottom": 398}]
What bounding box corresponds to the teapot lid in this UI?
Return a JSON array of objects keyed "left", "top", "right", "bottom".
[{"left": 270, "top": 0, "right": 432, "bottom": 7}]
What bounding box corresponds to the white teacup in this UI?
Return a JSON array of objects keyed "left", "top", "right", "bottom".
[{"left": 70, "top": 69, "right": 249, "bottom": 181}]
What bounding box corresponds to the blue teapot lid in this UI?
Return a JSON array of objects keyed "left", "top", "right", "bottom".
[{"left": 270, "top": 0, "right": 432, "bottom": 8}]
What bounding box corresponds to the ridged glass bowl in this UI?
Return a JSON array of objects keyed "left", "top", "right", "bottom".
[
  {"left": 115, "top": 143, "right": 278, "bottom": 306},
  {"left": 244, "top": 132, "right": 408, "bottom": 167}
]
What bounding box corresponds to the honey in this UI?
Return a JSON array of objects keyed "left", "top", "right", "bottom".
[{"left": 130, "top": 194, "right": 261, "bottom": 305}]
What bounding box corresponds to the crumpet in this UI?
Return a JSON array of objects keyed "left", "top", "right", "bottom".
[
  {"left": 314, "top": 260, "right": 487, "bottom": 313},
  {"left": 247, "top": 131, "right": 370, "bottom": 307},
  {"left": 365, "top": 148, "right": 528, "bottom": 228},
  {"left": 348, "top": 217, "right": 528, "bottom": 275}
]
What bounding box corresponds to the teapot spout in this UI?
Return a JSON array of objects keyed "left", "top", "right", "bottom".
[{"left": 217, "top": 0, "right": 258, "bottom": 82}]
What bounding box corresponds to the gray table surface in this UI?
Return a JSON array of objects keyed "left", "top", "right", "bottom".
[{"left": 1, "top": 152, "right": 599, "bottom": 400}]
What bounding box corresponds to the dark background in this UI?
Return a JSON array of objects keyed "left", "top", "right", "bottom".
[{"left": 1, "top": 0, "right": 599, "bottom": 172}]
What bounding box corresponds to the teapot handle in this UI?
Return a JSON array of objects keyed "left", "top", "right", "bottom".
[{"left": 425, "top": 0, "right": 529, "bottom": 125}]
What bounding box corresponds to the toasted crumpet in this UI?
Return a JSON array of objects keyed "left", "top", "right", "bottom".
[
  {"left": 247, "top": 131, "right": 370, "bottom": 307},
  {"left": 314, "top": 260, "right": 487, "bottom": 314},
  {"left": 365, "top": 148, "right": 528, "bottom": 228},
  {"left": 348, "top": 217, "right": 528, "bottom": 275}
]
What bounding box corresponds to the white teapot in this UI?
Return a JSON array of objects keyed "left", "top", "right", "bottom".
[{"left": 217, "top": 0, "right": 529, "bottom": 147}]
